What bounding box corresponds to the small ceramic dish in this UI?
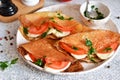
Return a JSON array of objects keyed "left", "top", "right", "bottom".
[{"left": 80, "top": 1, "right": 111, "bottom": 26}]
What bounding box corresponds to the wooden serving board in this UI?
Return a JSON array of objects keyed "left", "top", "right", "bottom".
[{"left": 0, "top": 0, "right": 44, "bottom": 23}]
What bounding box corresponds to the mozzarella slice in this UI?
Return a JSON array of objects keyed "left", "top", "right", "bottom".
[
  {"left": 71, "top": 53, "right": 87, "bottom": 59},
  {"left": 24, "top": 54, "right": 33, "bottom": 62},
  {"left": 47, "top": 28, "right": 70, "bottom": 38},
  {"left": 27, "top": 33, "right": 40, "bottom": 38},
  {"left": 44, "top": 62, "right": 71, "bottom": 73},
  {"left": 96, "top": 51, "right": 114, "bottom": 60}
]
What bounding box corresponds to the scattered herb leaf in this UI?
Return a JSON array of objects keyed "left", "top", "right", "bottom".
[
  {"left": 0, "top": 58, "right": 18, "bottom": 70},
  {"left": 10, "top": 58, "right": 18, "bottom": 65}
]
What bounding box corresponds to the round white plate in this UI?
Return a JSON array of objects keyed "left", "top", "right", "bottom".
[{"left": 16, "top": 3, "right": 120, "bottom": 75}]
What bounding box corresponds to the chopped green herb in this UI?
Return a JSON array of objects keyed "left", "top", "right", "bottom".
[
  {"left": 85, "top": 39, "right": 96, "bottom": 63},
  {"left": 41, "top": 32, "right": 48, "bottom": 38},
  {"left": 35, "top": 59, "right": 44, "bottom": 67},
  {"left": 72, "top": 46, "right": 78, "bottom": 50},
  {"left": 88, "top": 46, "right": 96, "bottom": 55},
  {"left": 58, "top": 16, "right": 64, "bottom": 20},
  {"left": 23, "top": 27, "right": 28, "bottom": 35},
  {"left": 66, "top": 17, "right": 73, "bottom": 20},
  {"left": 50, "top": 17, "right": 56, "bottom": 22},
  {"left": 10, "top": 58, "right": 18, "bottom": 65},
  {"left": 84, "top": 11, "right": 90, "bottom": 18},
  {"left": 0, "top": 58, "right": 18, "bottom": 70},
  {"left": 86, "top": 38, "right": 93, "bottom": 47},
  {"left": 104, "top": 47, "right": 112, "bottom": 52},
  {"left": 0, "top": 61, "right": 8, "bottom": 70}
]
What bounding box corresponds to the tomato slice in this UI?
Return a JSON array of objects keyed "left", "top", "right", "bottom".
[
  {"left": 59, "top": 42, "right": 86, "bottom": 55},
  {"left": 110, "top": 42, "right": 119, "bottom": 50},
  {"left": 49, "top": 22, "right": 73, "bottom": 32},
  {"left": 28, "top": 22, "right": 49, "bottom": 34},
  {"left": 28, "top": 53, "right": 36, "bottom": 62}
]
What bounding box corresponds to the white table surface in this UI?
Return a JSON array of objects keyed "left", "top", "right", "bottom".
[{"left": 0, "top": 0, "right": 120, "bottom": 80}]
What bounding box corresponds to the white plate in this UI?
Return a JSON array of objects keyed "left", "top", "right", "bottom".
[{"left": 16, "top": 3, "right": 120, "bottom": 75}]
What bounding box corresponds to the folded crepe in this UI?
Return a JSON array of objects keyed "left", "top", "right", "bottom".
[
  {"left": 18, "top": 38, "right": 74, "bottom": 62},
  {"left": 18, "top": 11, "right": 91, "bottom": 41},
  {"left": 55, "top": 30, "right": 120, "bottom": 61}
]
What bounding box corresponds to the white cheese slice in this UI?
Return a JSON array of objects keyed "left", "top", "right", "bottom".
[
  {"left": 27, "top": 33, "right": 40, "bottom": 38},
  {"left": 47, "top": 28, "right": 70, "bottom": 38},
  {"left": 71, "top": 53, "right": 87, "bottom": 59},
  {"left": 96, "top": 51, "right": 114, "bottom": 60},
  {"left": 24, "top": 54, "right": 33, "bottom": 62}
]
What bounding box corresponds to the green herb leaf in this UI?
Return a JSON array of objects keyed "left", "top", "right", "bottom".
[
  {"left": 91, "top": 5, "right": 95, "bottom": 9},
  {"left": 58, "top": 16, "right": 64, "bottom": 20},
  {"left": 35, "top": 59, "right": 43, "bottom": 67},
  {"left": 10, "top": 58, "right": 18, "bottom": 65},
  {"left": 41, "top": 32, "right": 48, "bottom": 38},
  {"left": 104, "top": 47, "right": 112, "bottom": 52},
  {"left": 23, "top": 27, "right": 28, "bottom": 35},
  {"left": 0, "top": 58, "right": 18, "bottom": 70},
  {"left": 86, "top": 38, "right": 93, "bottom": 47},
  {"left": 72, "top": 46, "right": 78, "bottom": 50},
  {"left": 0, "top": 61, "right": 8, "bottom": 70},
  {"left": 66, "top": 17, "right": 73, "bottom": 20}
]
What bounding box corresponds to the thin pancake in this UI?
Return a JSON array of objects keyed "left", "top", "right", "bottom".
[
  {"left": 56, "top": 30, "right": 120, "bottom": 53},
  {"left": 18, "top": 38, "right": 74, "bottom": 62}
]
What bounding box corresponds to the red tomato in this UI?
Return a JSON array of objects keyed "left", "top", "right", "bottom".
[
  {"left": 49, "top": 22, "right": 73, "bottom": 32},
  {"left": 28, "top": 53, "right": 36, "bottom": 62},
  {"left": 46, "top": 61, "right": 70, "bottom": 69},
  {"left": 59, "top": 42, "right": 86, "bottom": 55},
  {"left": 110, "top": 42, "right": 119, "bottom": 50},
  {"left": 28, "top": 22, "right": 49, "bottom": 34}
]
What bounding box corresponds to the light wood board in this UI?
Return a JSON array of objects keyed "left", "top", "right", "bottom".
[{"left": 0, "top": 0, "right": 44, "bottom": 23}]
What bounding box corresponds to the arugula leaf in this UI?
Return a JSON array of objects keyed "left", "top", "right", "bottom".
[
  {"left": 23, "top": 27, "right": 28, "bottom": 35},
  {"left": 86, "top": 38, "right": 93, "bottom": 47}
]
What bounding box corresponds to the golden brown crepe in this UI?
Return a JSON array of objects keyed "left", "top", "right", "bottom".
[
  {"left": 18, "top": 38, "right": 74, "bottom": 62},
  {"left": 56, "top": 30, "right": 120, "bottom": 52},
  {"left": 18, "top": 11, "right": 91, "bottom": 41}
]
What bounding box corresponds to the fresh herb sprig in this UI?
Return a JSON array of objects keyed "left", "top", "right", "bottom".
[
  {"left": 85, "top": 38, "right": 96, "bottom": 63},
  {"left": 57, "top": 13, "right": 73, "bottom": 20},
  {"left": 0, "top": 58, "right": 18, "bottom": 70}
]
